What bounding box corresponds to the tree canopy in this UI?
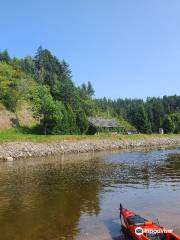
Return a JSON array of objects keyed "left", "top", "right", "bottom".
[{"left": 0, "top": 47, "right": 179, "bottom": 134}]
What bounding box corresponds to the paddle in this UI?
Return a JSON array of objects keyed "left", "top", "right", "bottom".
[{"left": 119, "top": 203, "right": 123, "bottom": 225}]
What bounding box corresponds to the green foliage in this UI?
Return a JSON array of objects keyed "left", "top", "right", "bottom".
[
  {"left": 146, "top": 97, "right": 165, "bottom": 132},
  {"left": 117, "top": 115, "right": 136, "bottom": 131},
  {"left": 0, "top": 47, "right": 96, "bottom": 134},
  {"left": 80, "top": 81, "right": 95, "bottom": 97},
  {"left": 31, "top": 85, "right": 68, "bottom": 134},
  {"left": 163, "top": 115, "right": 175, "bottom": 133},
  {"left": 31, "top": 85, "right": 56, "bottom": 134},
  {"left": 0, "top": 61, "right": 35, "bottom": 111},
  {"left": 76, "top": 110, "right": 88, "bottom": 134},
  {"left": 66, "top": 105, "right": 78, "bottom": 134},
  {"left": 2, "top": 89, "right": 19, "bottom": 112},
  {"left": 0, "top": 50, "right": 11, "bottom": 63},
  {"left": 20, "top": 56, "right": 35, "bottom": 76},
  {"left": 0, "top": 47, "right": 179, "bottom": 135},
  {"left": 94, "top": 95, "right": 180, "bottom": 133},
  {"left": 130, "top": 104, "right": 151, "bottom": 133},
  {"left": 50, "top": 101, "right": 69, "bottom": 134},
  {"left": 169, "top": 112, "right": 180, "bottom": 133},
  {"left": 0, "top": 63, "right": 17, "bottom": 111},
  {"left": 34, "top": 47, "right": 76, "bottom": 106},
  {"left": 52, "top": 102, "right": 70, "bottom": 134}
]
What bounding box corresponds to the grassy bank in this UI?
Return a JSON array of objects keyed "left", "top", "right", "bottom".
[{"left": 0, "top": 128, "right": 179, "bottom": 143}]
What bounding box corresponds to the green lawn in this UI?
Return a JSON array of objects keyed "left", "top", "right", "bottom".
[{"left": 0, "top": 128, "right": 179, "bottom": 143}]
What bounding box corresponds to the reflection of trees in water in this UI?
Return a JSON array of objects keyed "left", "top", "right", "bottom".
[
  {"left": 0, "top": 158, "right": 102, "bottom": 240},
  {"left": 91, "top": 153, "right": 180, "bottom": 187},
  {"left": 0, "top": 152, "right": 179, "bottom": 239},
  {"left": 153, "top": 153, "right": 180, "bottom": 182},
  {"left": 165, "top": 154, "right": 180, "bottom": 169}
]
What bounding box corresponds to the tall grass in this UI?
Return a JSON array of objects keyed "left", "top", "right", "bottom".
[{"left": 0, "top": 128, "right": 179, "bottom": 143}]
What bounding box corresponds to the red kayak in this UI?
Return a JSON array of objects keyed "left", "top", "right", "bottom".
[{"left": 120, "top": 204, "right": 180, "bottom": 240}]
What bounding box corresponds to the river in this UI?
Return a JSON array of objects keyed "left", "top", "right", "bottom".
[{"left": 0, "top": 147, "right": 179, "bottom": 240}]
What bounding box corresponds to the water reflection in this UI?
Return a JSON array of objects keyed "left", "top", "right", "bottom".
[
  {"left": 0, "top": 155, "right": 102, "bottom": 239},
  {"left": 0, "top": 148, "right": 179, "bottom": 239}
]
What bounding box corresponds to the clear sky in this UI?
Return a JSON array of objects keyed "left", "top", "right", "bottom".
[{"left": 0, "top": 0, "right": 180, "bottom": 99}]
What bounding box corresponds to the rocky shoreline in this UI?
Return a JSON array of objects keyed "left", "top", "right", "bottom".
[{"left": 0, "top": 136, "right": 180, "bottom": 161}]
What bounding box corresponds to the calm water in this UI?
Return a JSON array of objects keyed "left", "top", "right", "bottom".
[{"left": 0, "top": 147, "right": 180, "bottom": 240}]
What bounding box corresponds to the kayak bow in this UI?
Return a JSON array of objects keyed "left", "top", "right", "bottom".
[{"left": 119, "top": 204, "right": 180, "bottom": 240}]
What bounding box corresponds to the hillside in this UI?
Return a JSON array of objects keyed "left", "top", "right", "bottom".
[
  {"left": 0, "top": 48, "right": 179, "bottom": 135},
  {"left": 0, "top": 61, "right": 37, "bottom": 129},
  {"left": 0, "top": 49, "right": 136, "bottom": 134}
]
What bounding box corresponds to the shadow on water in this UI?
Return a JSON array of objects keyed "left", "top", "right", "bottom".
[
  {"left": 104, "top": 219, "right": 133, "bottom": 240},
  {"left": 0, "top": 148, "right": 179, "bottom": 239}
]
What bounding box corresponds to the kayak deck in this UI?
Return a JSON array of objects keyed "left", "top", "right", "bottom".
[{"left": 120, "top": 205, "right": 180, "bottom": 240}]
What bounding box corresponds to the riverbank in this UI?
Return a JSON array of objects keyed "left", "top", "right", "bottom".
[{"left": 0, "top": 132, "right": 180, "bottom": 160}]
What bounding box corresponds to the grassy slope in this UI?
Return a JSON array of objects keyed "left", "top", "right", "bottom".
[{"left": 0, "top": 128, "right": 179, "bottom": 143}]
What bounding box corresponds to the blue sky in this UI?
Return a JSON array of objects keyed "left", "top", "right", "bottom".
[{"left": 0, "top": 0, "right": 180, "bottom": 99}]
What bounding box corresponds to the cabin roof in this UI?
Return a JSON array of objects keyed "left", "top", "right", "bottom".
[{"left": 88, "top": 117, "right": 121, "bottom": 128}]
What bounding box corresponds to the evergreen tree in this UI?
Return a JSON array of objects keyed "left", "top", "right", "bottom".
[
  {"left": 34, "top": 47, "right": 77, "bottom": 107},
  {"left": 76, "top": 110, "right": 88, "bottom": 134},
  {"left": 170, "top": 113, "right": 180, "bottom": 133},
  {"left": 162, "top": 116, "right": 175, "bottom": 133},
  {"left": 87, "top": 81, "right": 95, "bottom": 96},
  {"left": 66, "top": 105, "right": 77, "bottom": 134},
  {"left": 1, "top": 47, "right": 180, "bottom": 135},
  {"left": 20, "top": 56, "right": 35, "bottom": 76},
  {"left": 80, "top": 81, "right": 94, "bottom": 98},
  {"left": 0, "top": 50, "right": 11, "bottom": 63},
  {"left": 51, "top": 101, "right": 68, "bottom": 134},
  {"left": 129, "top": 104, "right": 151, "bottom": 133}
]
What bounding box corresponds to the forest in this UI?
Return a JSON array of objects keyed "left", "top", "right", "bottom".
[{"left": 0, "top": 47, "right": 179, "bottom": 135}]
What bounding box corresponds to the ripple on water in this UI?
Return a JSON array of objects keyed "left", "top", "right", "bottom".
[{"left": 0, "top": 148, "right": 179, "bottom": 239}]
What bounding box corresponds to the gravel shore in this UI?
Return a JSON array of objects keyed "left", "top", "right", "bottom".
[{"left": 0, "top": 136, "right": 180, "bottom": 161}]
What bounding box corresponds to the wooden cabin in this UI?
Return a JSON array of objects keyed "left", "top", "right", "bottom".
[{"left": 87, "top": 117, "right": 124, "bottom": 134}]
